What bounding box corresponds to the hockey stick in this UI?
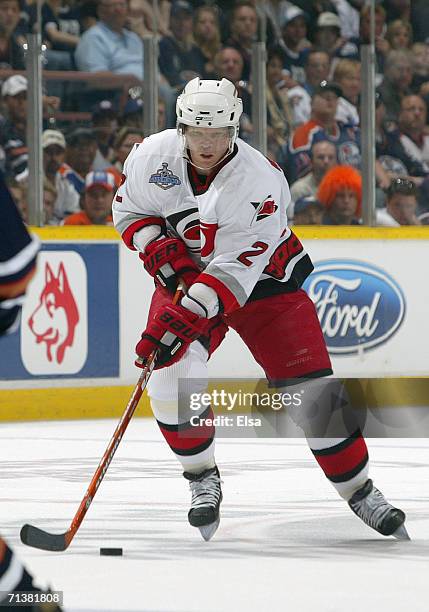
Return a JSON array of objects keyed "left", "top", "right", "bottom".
[{"left": 20, "top": 284, "right": 184, "bottom": 551}]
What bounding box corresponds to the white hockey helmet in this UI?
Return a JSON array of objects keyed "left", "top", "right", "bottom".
[{"left": 176, "top": 77, "right": 243, "bottom": 147}]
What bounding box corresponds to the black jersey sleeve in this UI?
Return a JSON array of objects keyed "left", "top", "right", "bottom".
[{"left": 0, "top": 172, "right": 39, "bottom": 334}]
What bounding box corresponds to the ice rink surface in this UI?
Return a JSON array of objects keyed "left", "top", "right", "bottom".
[{"left": 0, "top": 418, "right": 428, "bottom": 612}]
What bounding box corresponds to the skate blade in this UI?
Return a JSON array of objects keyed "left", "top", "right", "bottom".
[
  {"left": 392, "top": 524, "right": 410, "bottom": 540},
  {"left": 198, "top": 517, "right": 220, "bottom": 541}
]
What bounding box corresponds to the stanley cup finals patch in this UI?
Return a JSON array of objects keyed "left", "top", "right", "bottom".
[{"left": 149, "top": 162, "right": 181, "bottom": 190}]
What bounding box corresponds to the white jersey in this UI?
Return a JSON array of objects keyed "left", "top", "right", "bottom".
[
  {"left": 399, "top": 133, "right": 429, "bottom": 173},
  {"left": 113, "top": 129, "right": 312, "bottom": 313}
]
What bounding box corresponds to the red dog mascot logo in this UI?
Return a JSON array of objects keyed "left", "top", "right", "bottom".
[{"left": 28, "top": 262, "right": 79, "bottom": 364}]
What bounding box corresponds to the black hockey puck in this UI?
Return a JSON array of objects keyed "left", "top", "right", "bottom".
[{"left": 99, "top": 547, "right": 123, "bottom": 556}]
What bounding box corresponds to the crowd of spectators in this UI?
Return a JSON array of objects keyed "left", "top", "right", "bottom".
[{"left": 1, "top": 0, "right": 429, "bottom": 226}]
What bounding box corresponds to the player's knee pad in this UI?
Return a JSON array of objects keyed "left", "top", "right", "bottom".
[
  {"left": 277, "top": 378, "right": 360, "bottom": 439},
  {"left": 147, "top": 340, "right": 209, "bottom": 403},
  {"left": 150, "top": 397, "right": 180, "bottom": 425}
]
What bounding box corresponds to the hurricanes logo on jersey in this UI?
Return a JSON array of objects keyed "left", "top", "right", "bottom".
[
  {"left": 149, "top": 162, "right": 181, "bottom": 190},
  {"left": 250, "top": 195, "right": 278, "bottom": 223}
]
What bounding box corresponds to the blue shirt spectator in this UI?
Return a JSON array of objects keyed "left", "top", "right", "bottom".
[
  {"left": 74, "top": 0, "right": 143, "bottom": 79},
  {"left": 278, "top": 6, "right": 310, "bottom": 85},
  {"left": 284, "top": 81, "right": 361, "bottom": 183}
]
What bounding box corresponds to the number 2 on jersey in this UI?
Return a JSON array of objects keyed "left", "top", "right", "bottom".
[{"left": 237, "top": 241, "right": 269, "bottom": 266}]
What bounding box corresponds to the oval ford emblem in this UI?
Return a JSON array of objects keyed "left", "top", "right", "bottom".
[{"left": 303, "top": 260, "right": 406, "bottom": 354}]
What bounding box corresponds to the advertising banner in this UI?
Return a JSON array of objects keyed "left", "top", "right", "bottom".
[
  {"left": 302, "top": 240, "right": 429, "bottom": 377},
  {"left": 119, "top": 237, "right": 429, "bottom": 380},
  {"left": 2, "top": 229, "right": 429, "bottom": 422},
  {"left": 1, "top": 242, "right": 119, "bottom": 380}
]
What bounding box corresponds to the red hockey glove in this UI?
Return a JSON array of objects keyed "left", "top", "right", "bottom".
[
  {"left": 135, "top": 303, "right": 209, "bottom": 369},
  {"left": 139, "top": 237, "right": 200, "bottom": 293}
]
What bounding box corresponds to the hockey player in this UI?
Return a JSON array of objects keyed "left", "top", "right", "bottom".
[
  {"left": 0, "top": 173, "right": 62, "bottom": 611},
  {"left": 113, "top": 77, "right": 409, "bottom": 541}
]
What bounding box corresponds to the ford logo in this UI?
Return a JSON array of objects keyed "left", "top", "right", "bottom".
[{"left": 303, "top": 260, "right": 406, "bottom": 354}]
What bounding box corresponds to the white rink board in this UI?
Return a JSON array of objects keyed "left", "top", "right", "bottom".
[
  {"left": 0, "top": 419, "right": 428, "bottom": 612},
  {"left": 2, "top": 234, "right": 428, "bottom": 394},
  {"left": 120, "top": 239, "right": 429, "bottom": 381}
]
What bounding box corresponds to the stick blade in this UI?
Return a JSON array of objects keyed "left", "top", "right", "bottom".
[{"left": 20, "top": 524, "right": 70, "bottom": 551}]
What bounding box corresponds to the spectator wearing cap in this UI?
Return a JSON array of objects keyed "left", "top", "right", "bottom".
[
  {"left": 58, "top": 128, "right": 98, "bottom": 202},
  {"left": 91, "top": 100, "right": 118, "bottom": 170},
  {"left": 290, "top": 140, "right": 337, "bottom": 208},
  {"left": 106, "top": 126, "right": 143, "bottom": 183},
  {"left": 286, "top": 80, "right": 361, "bottom": 182},
  {"left": 0, "top": 0, "right": 27, "bottom": 69},
  {"left": 43, "top": 130, "right": 65, "bottom": 185},
  {"left": 278, "top": 5, "right": 310, "bottom": 85},
  {"left": 42, "top": 129, "right": 80, "bottom": 222},
  {"left": 313, "top": 12, "right": 358, "bottom": 59},
  {"left": 317, "top": 165, "right": 362, "bottom": 225},
  {"left": 333, "top": 59, "right": 361, "bottom": 126},
  {"left": 377, "top": 178, "right": 420, "bottom": 226},
  {"left": 0, "top": 75, "right": 28, "bottom": 181},
  {"left": 63, "top": 170, "right": 115, "bottom": 225},
  {"left": 0, "top": 75, "right": 60, "bottom": 180},
  {"left": 329, "top": 0, "right": 359, "bottom": 40},
  {"left": 158, "top": 1, "right": 206, "bottom": 90},
  {"left": 292, "top": 195, "right": 324, "bottom": 225},
  {"left": 225, "top": 1, "right": 259, "bottom": 83},
  {"left": 120, "top": 95, "right": 167, "bottom": 131},
  {"left": 74, "top": 0, "right": 144, "bottom": 80},
  {"left": 121, "top": 97, "right": 144, "bottom": 130}
]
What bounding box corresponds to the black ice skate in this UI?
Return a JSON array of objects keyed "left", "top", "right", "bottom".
[
  {"left": 183, "top": 466, "right": 222, "bottom": 541},
  {"left": 348, "top": 479, "right": 410, "bottom": 540}
]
